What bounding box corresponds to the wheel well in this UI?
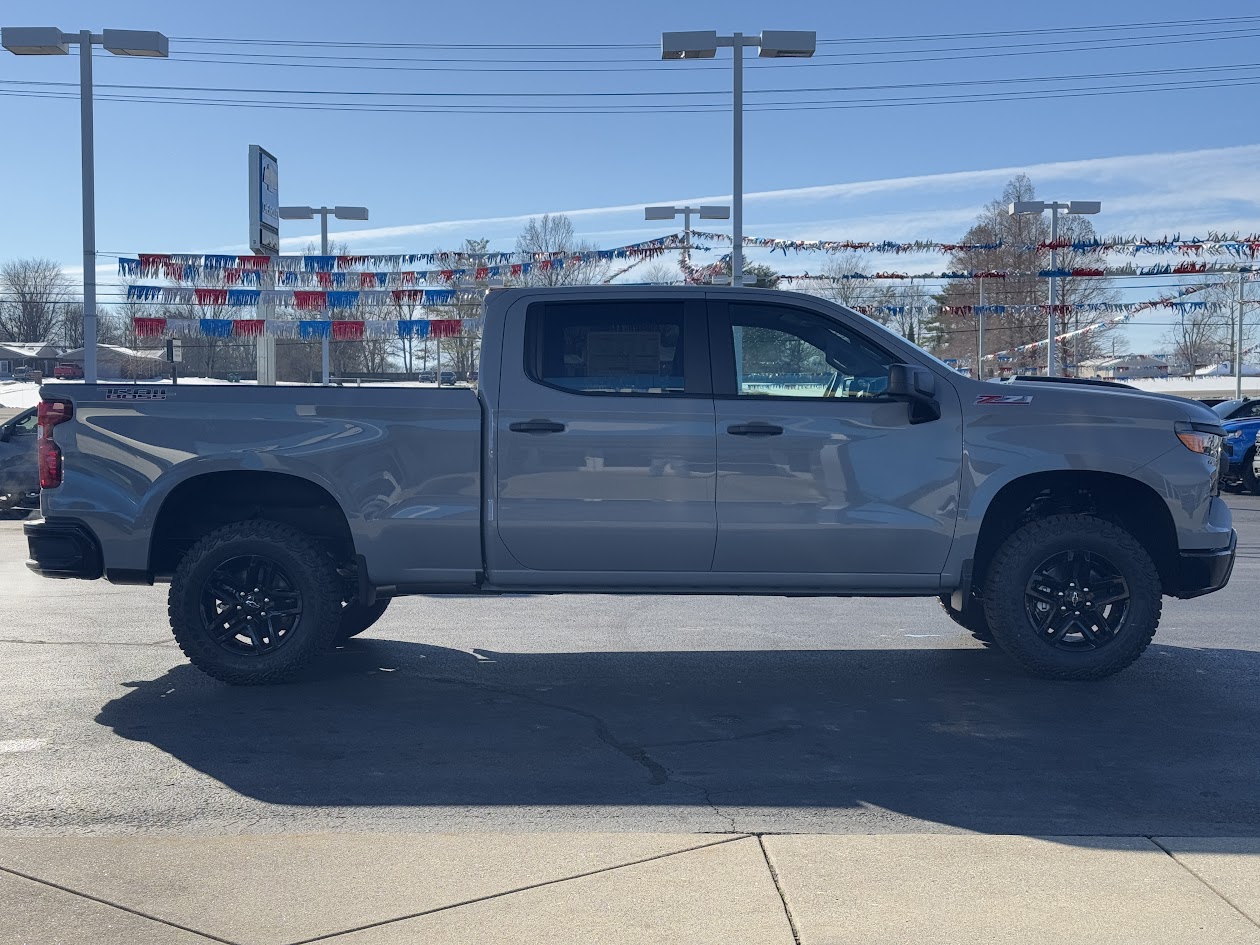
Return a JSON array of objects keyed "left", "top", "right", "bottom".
[
  {"left": 149, "top": 471, "right": 354, "bottom": 579},
  {"left": 972, "top": 471, "right": 1177, "bottom": 594}
]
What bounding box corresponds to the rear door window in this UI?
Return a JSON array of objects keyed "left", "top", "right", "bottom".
[{"left": 525, "top": 300, "right": 705, "bottom": 396}]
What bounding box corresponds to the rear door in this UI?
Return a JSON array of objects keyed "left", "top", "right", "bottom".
[
  {"left": 492, "top": 293, "right": 716, "bottom": 575},
  {"left": 709, "top": 297, "right": 961, "bottom": 585}
]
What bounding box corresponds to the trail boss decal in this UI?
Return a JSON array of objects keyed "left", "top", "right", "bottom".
[
  {"left": 975, "top": 393, "right": 1033, "bottom": 405},
  {"left": 103, "top": 388, "right": 168, "bottom": 401}
]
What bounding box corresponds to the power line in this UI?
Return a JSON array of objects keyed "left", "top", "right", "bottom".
[
  {"left": 166, "top": 15, "right": 1260, "bottom": 49},
  {"left": 108, "top": 25, "right": 1260, "bottom": 75},
  {"left": 7, "top": 62, "right": 1260, "bottom": 104},
  {"left": 3, "top": 71, "right": 1258, "bottom": 114}
]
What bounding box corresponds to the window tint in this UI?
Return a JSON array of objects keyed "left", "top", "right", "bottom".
[
  {"left": 727, "top": 303, "right": 896, "bottom": 399},
  {"left": 527, "top": 301, "right": 687, "bottom": 394}
]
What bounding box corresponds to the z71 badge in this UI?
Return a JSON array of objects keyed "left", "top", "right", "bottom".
[
  {"left": 103, "top": 388, "right": 168, "bottom": 401},
  {"left": 975, "top": 393, "right": 1033, "bottom": 405}
]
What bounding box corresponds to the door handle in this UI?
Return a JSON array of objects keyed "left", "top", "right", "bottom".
[
  {"left": 727, "top": 422, "right": 784, "bottom": 437},
  {"left": 509, "top": 419, "right": 566, "bottom": 434}
]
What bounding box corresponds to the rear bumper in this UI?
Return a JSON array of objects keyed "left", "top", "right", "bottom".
[
  {"left": 1174, "top": 530, "right": 1236, "bottom": 599},
  {"left": 24, "top": 519, "right": 103, "bottom": 580}
]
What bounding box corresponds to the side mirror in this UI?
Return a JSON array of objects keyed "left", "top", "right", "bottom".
[{"left": 887, "top": 364, "right": 941, "bottom": 424}]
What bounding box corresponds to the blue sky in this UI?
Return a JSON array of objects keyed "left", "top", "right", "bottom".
[{"left": 3, "top": 0, "right": 1260, "bottom": 351}]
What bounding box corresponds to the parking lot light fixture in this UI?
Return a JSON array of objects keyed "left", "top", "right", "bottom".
[
  {"left": 1, "top": 25, "right": 170, "bottom": 385},
  {"left": 644, "top": 204, "right": 732, "bottom": 275},
  {"left": 1008, "top": 198, "right": 1102, "bottom": 377},
  {"left": 661, "top": 29, "right": 815, "bottom": 285}
]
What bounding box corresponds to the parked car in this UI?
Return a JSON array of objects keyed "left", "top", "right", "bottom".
[
  {"left": 0, "top": 406, "right": 39, "bottom": 517},
  {"left": 1211, "top": 398, "right": 1260, "bottom": 423},
  {"left": 52, "top": 362, "right": 84, "bottom": 380},
  {"left": 440, "top": 370, "right": 456, "bottom": 386},
  {"left": 417, "top": 371, "right": 436, "bottom": 384},
  {"left": 25, "top": 286, "right": 1235, "bottom": 685},
  {"left": 10, "top": 366, "right": 38, "bottom": 382},
  {"left": 1220, "top": 416, "right": 1260, "bottom": 493}
]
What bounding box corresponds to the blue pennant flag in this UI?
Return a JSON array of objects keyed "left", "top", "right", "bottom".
[
  {"left": 299, "top": 321, "right": 331, "bottom": 339},
  {"left": 397, "top": 319, "right": 430, "bottom": 339},
  {"left": 200, "top": 319, "right": 233, "bottom": 338},
  {"left": 227, "top": 289, "right": 260, "bottom": 307}
]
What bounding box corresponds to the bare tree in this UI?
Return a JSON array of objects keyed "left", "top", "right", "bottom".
[
  {"left": 935, "top": 175, "right": 1117, "bottom": 373},
  {"left": 514, "top": 214, "right": 612, "bottom": 286},
  {"left": 1159, "top": 275, "right": 1257, "bottom": 374},
  {"left": 0, "top": 258, "right": 74, "bottom": 343},
  {"left": 637, "top": 259, "right": 681, "bottom": 284}
]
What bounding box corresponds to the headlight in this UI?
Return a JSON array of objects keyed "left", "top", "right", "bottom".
[{"left": 1175, "top": 421, "right": 1224, "bottom": 455}]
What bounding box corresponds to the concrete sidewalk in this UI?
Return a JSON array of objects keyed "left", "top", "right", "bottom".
[{"left": 2, "top": 833, "right": 1259, "bottom": 945}]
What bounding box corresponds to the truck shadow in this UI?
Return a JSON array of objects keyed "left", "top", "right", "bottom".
[{"left": 96, "top": 639, "right": 1260, "bottom": 839}]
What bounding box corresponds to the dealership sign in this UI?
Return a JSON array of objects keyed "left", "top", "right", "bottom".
[{"left": 248, "top": 145, "right": 279, "bottom": 255}]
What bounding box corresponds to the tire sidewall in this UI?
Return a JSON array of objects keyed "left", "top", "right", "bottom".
[
  {"left": 169, "top": 525, "right": 341, "bottom": 683},
  {"left": 982, "top": 515, "right": 1161, "bottom": 679},
  {"left": 1243, "top": 448, "right": 1260, "bottom": 495}
]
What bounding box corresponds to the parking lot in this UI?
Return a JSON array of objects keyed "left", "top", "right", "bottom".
[{"left": 2, "top": 496, "right": 1259, "bottom": 839}]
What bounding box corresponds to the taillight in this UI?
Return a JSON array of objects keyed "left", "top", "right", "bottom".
[
  {"left": 37, "top": 398, "right": 73, "bottom": 489},
  {"left": 38, "top": 439, "right": 62, "bottom": 489}
]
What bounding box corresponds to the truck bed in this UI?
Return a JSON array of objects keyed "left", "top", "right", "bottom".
[{"left": 39, "top": 383, "right": 484, "bottom": 587}]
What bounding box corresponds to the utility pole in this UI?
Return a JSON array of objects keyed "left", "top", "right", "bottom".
[
  {"left": 1237, "top": 270, "right": 1247, "bottom": 400},
  {"left": 976, "top": 277, "right": 985, "bottom": 380}
]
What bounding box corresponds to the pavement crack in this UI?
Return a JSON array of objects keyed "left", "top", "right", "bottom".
[
  {"left": 1147, "top": 837, "right": 1260, "bottom": 929},
  {"left": 757, "top": 834, "right": 803, "bottom": 945},
  {"left": 424, "top": 674, "right": 670, "bottom": 785},
  {"left": 0, "top": 863, "right": 238, "bottom": 944},
  {"left": 290, "top": 835, "right": 749, "bottom": 944}
]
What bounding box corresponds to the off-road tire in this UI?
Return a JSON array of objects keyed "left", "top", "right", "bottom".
[
  {"left": 982, "top": 513, "right": 1162, "bottom": 680},
  {"left": 1243, "top": 448, "right": 1260, "bottom": 495},
  {"left": 937, "top": 593, "right": 993, "bottom": 642},
  {"left": 168, "top": 520, "right": 343, "bottom": 684},
  {"left": 337, "top": 598, "right": 391, "bottom": 641}
]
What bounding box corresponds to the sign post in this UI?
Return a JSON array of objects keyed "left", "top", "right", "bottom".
[{"left": 249, "top": 146, "right": 279, "bottom": 385}]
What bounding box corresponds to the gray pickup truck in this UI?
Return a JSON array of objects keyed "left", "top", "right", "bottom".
[{"left": 25, "top": 286, "right": 1235, "bottom": 684}]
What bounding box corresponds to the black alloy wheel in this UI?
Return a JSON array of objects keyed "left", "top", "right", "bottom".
[
  {"left": 1023, "top": 550, "right": 1130, "bottom": 650},
  {"left": 199, "top": 554, "right": 304, "bottom": 656}
]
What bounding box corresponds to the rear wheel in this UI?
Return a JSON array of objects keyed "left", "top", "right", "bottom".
[
  {"left": 168, "top": 520, "right": 343, "bottom": 684},
  {"left": 982, "top": 514, "right": 1162, "bottom": 680},
  {"left": 337, "top": 598, "right": 391, "bottom": 641}
]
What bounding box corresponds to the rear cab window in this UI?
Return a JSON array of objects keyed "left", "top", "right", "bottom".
[{"left": 524, "top": 299, "right": 708, "bottom": 396}]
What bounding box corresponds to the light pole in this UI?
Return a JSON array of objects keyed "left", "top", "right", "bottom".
[
  {"left": 279, "top": 205, "right": 369, "bottom": 385},
  {"left": 2, "top": 27, "right": 169, "bottom": 384},
  {"left": 645, "top": 204, "right": 729, "bottom": 278},
  {"left": 1008, "top": 199, "right": 1101, "bottom": 376},
  {"left": 661, "top": 30, "right": 815, "bottom": 287}
]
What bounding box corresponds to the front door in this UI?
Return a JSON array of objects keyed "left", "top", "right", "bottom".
[
  {"left": 493, "top": 295, "right": 716, "bottom": 575},
  {"left": 709, "top": 299, "right": 961, "bottom": 584}
]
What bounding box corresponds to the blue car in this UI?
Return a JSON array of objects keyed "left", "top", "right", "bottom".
[{"left": 1214, "top": 399, "right": 1260, "bottom": 492}]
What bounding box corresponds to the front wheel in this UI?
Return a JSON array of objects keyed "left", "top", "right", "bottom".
[
  {"left": 168, "top": 520, "right": 343, "bottom": 685},
  {"left": 337, "top": 598, "right": 391, "bottom": 641},
  {"left": 982, "top": 514, "right": 1162, "bottom": 680}
]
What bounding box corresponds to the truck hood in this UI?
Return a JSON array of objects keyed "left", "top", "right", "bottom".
[{"left": 990, "top": 377, "right": 1220, "bottom": 426}]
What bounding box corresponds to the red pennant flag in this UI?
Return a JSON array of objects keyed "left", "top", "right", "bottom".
[
  {"left": 391, "top": 289, "right": 422, "bottom": 303},
  {"left": 429, "top": 319, "right": 461, "bottom": 338},
  {"left": 133, "top": 317, "right": 167, "bottom": 338},
  {"left": 360, "top": 272, "right": 377, "bottom": 288},
  {"left": 317, "top": 271, "right": 334, "bottom": 288},
  {"left": 439, "top": 269, "right": 455, "bottom": 282},
  {"left": 332, "top": 320, "right": 365, "bottom": 341},
  {"left": 474, "top": 267, "right": 490, "bottom": 281},
  {"left": 400, "top": 271, "right": 416, "bottom": 285},
  {"left": 237, "top": 255, "right": 270, "bottom": 270},
  {"left": 233, "top": 319, "right": 265, "bottom": 337},
  {"left": 194, "top": 288, "right": 228, "bottom": 305},
  {"left": 294, "top": 291, "right": 325, "bottom": 311}
]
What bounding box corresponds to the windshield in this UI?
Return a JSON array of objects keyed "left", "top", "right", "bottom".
[{"left": 1213, "top": 400, "right": 1245, "bottom": 418}]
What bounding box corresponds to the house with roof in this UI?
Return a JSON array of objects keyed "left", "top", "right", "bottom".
[{"left": 0, "top": 342, "right": 60, "bottom": 378}]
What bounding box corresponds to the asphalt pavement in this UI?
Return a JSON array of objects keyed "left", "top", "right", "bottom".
[{"left": 1, "top": 496, "right": 1258, "bottom": 838}]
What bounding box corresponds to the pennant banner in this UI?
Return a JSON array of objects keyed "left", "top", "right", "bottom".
[{"left": 135, "top": 316, "right": 469, "bottom": 339}]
